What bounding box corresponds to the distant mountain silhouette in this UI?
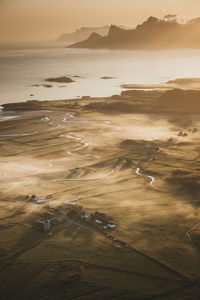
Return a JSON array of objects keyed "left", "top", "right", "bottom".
[
  {"left": 68, "top": 15, "right": 200, "bottom": 50},
  {"left": 57, "top": 26, "right": 110, "bottom": 43},
  {"left": 58, "top": 25, "right": 130, "bottom": 43}
]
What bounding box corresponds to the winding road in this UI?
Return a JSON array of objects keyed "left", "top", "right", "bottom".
[{"left": 136, "top": 167, "right": 155, "bottom": 187}]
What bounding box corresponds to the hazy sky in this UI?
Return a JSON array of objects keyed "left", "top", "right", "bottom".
[{"left": 1, "top": 0, "right": 200, "bottom": 44}]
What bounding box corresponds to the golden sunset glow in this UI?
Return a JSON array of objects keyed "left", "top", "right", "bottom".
[
  {"left": 1, "top": 0, "right": 200, "bottom": 44},
  {"left": 1, "top": 1, "right": 200, "bottom": 299}
]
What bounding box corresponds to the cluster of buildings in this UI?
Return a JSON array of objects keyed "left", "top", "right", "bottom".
[
  {"left": 30, "top": 194, "right": 117, "bottom": 234},
  {"left": 70, "top": 208, "right": 117, "bottom": 231},
  {"left": 82, "top": 210, "right": 117, "bottom": 231},
  {"left": 34, "top": 211, "right": 58, "bottom": 232}
]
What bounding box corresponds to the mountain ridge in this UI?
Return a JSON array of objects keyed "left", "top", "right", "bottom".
[
  {"left": 57, "top": 25, "right": 130, "bottom": 43},
  {"left": 68, "top": 15, "right": 200, "bottom": 50},
  {"left": 57, "top": 26, "right": 110, "bottom": 43}
]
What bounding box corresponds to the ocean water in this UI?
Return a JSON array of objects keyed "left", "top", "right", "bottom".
[{"left": 1, "top": 47, "right": 200, "bottom": 105}]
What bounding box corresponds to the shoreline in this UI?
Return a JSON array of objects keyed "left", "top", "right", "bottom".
[
  {"left": 2, "top": 76, "right": 200, "bottom": 114},
  {"left": 2, "top": 86, "right": 200, "bottom": 115},
  {"left": 2, "top": 47, "right": 200, "bottom": 108}
]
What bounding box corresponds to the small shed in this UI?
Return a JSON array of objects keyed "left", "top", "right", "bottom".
[
  {"left": 80, "top": 210, "right": 88, "bottom": 219},
  {"left": 30, "top": 195, "right": 38, "bottom": 202},
  {"left": 43, "top": 220, "right": 51, "bottom": 231}
]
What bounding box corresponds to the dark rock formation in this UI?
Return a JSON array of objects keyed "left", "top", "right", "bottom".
[
  {"left": 45, "top": 77, "right": 75, "bottom": 83},
  {"left": 69, "top": 15, "right": 200, "bottom": 50}
]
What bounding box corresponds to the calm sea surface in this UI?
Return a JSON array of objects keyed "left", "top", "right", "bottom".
[{"left": 1, "top": 47, "right": 200, "bottom": 105}]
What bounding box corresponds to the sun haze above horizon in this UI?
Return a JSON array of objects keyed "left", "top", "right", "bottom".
[{"left": 1, "top": 0, "right": 200, "bottom": 45}]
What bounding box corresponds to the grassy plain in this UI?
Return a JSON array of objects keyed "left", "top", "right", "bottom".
[{"left": 1, "top": 89, "right": 200, "bottom": 298}]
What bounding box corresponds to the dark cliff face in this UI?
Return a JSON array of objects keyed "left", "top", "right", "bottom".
[
  {"left": 68, "top": 32, "right": 104, "bottom": 48},
  {"left": 108, "top": 25, "right": 128, "bottom": 37},
  {"left": 87, "top": 32, "right": 103, "bottom": 41},
  {"left": 68, "top": 16, "right": 200, "bottom": 50}
]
